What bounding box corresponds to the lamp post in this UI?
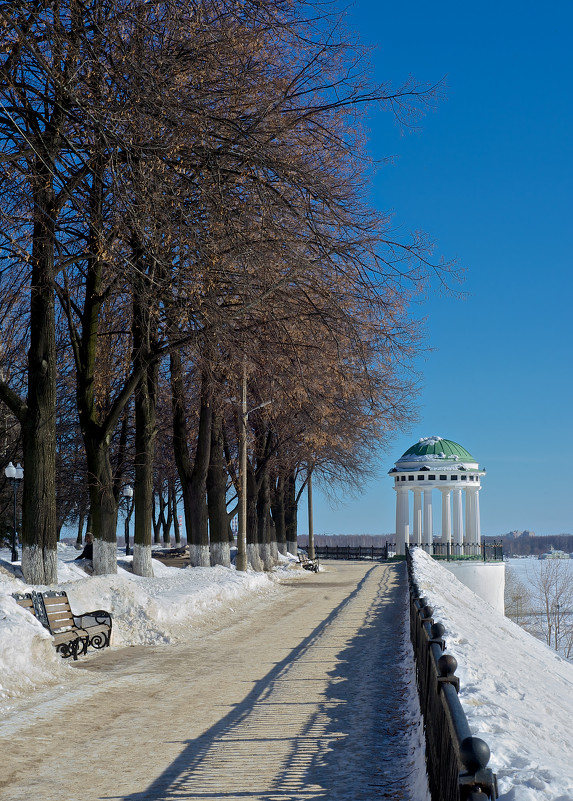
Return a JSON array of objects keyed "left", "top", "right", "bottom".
[
  {"left": 122, "top": 484, "right": 134, "bottom": 556},
  {"left": 235, "top": 364, "right": 272, "bottom": 572},
  {"left": 4, "top": 462, "right": 23, "bottom": 562},
  {"left": 307, "top": 467, "right": 315, "bottom": 561},
  {"left": 236, "top": 366, "right": 248, "bottom": 572}
]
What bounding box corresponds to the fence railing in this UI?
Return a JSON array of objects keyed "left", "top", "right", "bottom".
[
  {"left": 411, "top": 541, "right": 504, "bottom": 562},
  {"left": 313, "top": 545, "right": 388, "bottom": 561},
  {"left": 406, "top": 546, "right": 498, "bottom": 800},
  {"left": 313, "top": 542, "right": 503, "bottom": 562}
]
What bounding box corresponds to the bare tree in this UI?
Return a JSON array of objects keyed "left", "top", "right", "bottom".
[
  {"left": 527, "top": 560, "right": 573, "bottom": 653},
  {"left": 504, "top": 568, "right": 532, "bottom": 628}
]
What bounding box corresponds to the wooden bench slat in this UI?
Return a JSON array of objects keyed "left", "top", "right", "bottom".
[{"left": 15, "top": 598, "right": 35, "bottom": 610}]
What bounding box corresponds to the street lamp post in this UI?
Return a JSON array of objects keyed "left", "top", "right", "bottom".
[
  {"left": 235, "top": 364, "right": 271, "bottom": 572},
  {"left": 4, "top": 462, "right": 23, "bottom": 562},
  {"left": 307, "top": 468, "right": 315, "bottom": 561},
  {"left": 236, "top": 365, "right": 248, "bottom": 572},
  {"left": 122, "top": 484, "right": 134, "bottom": 556}
]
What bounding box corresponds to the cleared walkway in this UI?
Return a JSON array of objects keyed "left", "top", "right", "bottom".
[{"left": 0, "top": 561, "right": 426, "bottom": 801}]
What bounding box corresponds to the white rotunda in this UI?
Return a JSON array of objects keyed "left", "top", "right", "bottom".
[{"left": 389, "top": 435, "right": 485, "bottom": 555}]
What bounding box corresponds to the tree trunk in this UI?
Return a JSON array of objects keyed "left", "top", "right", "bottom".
[
  {"left": 131, "top": 272, "right": 158, "bottom": 577},
  {"left": 132, "top": 358, "right": 158, "bottom": 577},
  {"left": 84, "top": 435, "right": 119, "bottom": 574},
  {"left": 256, "top": 464, "right": 273, "bottom": 571},
  {"left": 21, "top": 175, "right": 58, "bottom": 585},
  {"left": 152, "top": 493, "right": 162, "bottom": 545},
  {"left": 171, "top": 479, "right": 181, "bottom": 545},
  {"left": 162, "top": 486, "right": 173, "bottom": 547},
  {"left": 170, "top": 351, "right": 211, "bottom": 567},
  {"left": 66, "top": 158, "right": 123, "bottom": 575},
  {"left": 271, "top": 474, "right": 287, "bottom": 556},
  {"left": 207, "top": 409, "right": 231, "bottom": 567},
  {"left": 285, "top": 471, "right": 298, "bottom": 556},
  {"left": 187, "top": 385, "right": 211, "bottom": 567},
  {"left": 75, "top": 511, "right": 85, "bottom": 549},
  {"left": 246, "top": 466, "right": 263, "bottom": 571}
]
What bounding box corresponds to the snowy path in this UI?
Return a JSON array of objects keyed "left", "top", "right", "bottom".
[{"left": 0, "top": 561, "right": 426, "bottom": 801}]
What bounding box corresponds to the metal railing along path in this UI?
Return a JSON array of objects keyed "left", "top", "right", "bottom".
[
  {"left": 314, "top": 541, "right": 503, "bottom": 562},
  {"left": 406, "top": 546, "right": 498, "bottom": 801}
]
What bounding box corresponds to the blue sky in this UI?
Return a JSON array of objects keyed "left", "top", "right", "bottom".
[{"left": 304, "top": 0, "right": 573, "bottom": 537}]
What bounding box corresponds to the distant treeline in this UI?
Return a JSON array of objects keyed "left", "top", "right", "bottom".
[
  {"left": 298, "top": 534, "right": 394, "bottom": 548},
  {"left": 485, "top": 534, "right": 573, "bottom": 557}
]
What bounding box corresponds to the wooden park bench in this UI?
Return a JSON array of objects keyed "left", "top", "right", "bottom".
[
  {"left": 151, "top": 546, "right": 189, "bottom": 569},
  {"left": 297, "top": 550, "right": 319, "bottom": 573},
  {"left": 12, "top": 590, "right": 112, "bottom": 661}
]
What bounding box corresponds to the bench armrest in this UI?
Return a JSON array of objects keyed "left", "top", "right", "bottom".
[{"left": 74, "top": 610, "right": 112, "bottom": 628}]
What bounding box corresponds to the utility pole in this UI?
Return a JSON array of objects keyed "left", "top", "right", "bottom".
[
  {"left": 307, "top": 467, "right": 315, "bottom": 560},
  {"left": 236, "top": 363, "right": 248, "bottom": 572},
  {"left": 235, "top": 364, "right": 272, "bottom": 572}
]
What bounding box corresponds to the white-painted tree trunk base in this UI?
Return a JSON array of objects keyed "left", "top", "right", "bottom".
[
  {"left": 287, "top": 540, "right": 297, "bottom": 557},
  {"left": 247, "top": 543, "right": 263, "bottom": 572},
  {"left": 132, "top": 543, "right": 154, "bottom": 577},
  {"left": 277, "top": 542, "right": 287, "bottom": 556},
  {"left": 269, "top": 540, "right": 279, "bottom": 562},
  {"left": 210, "top": 541, "right": 230, "bottom": 567},
  {"left": 189, "top": 544, "right": 210, "bottom": 567},
  {"left": 93, "top": 540, "right": 118, "bottom": 575},
  {"left": 21, "top": 545, "right": 57, "bottom": 585},
  {"left": 259, "top": 542, "right": 273, "bottom": 572},
  {"left": 43, "top": 549, "right": 58, "bottom": 584}
]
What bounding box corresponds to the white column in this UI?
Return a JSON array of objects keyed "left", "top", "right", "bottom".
[
  {"left": 413, "top": 489, "right": 423, "bottom": 546},
  {"left": 474, "top": 488, "right": 481, "bottom": 545},
  {"left": 453, "top": 487, "right": 463, "bottom": 548},
  {"left": 464, "top": 487, "right": 473, "bottom": 543},
  {"left": 441, "top": 488, "right": 452, "bottom": 544},
  {"left": 395, "top": 487, "right": 401, "bottom": 551},
  {"left": 423, "top": 488, "right": 433, "bottom": 551},
  {"left": 395, "top": 487, "right": 410, "bottom": 555},
  {"left": 465, "top": 489, "right": 475, "bottom": 544}
]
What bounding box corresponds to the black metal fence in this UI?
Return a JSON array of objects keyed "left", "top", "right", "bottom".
[
  {"left": 314, "top": 541, "right": 503, "bottom": 562},
  {"left": 406, "top": 547, "right": 498, "bottom": 800},
  {"left": 313, "top": 545, "right": 389, "bottom": 561},
  {"left": 411, "top": 541, "right": 504, "bottom": 562}
]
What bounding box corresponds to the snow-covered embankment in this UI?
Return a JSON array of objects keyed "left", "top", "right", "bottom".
[{"left": 412, "top": 549, "right": 573, "bottom": 800}]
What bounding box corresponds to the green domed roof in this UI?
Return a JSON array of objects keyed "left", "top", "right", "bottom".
[{"left": 400, "top": 436, "right": 476, "bottom": 462}]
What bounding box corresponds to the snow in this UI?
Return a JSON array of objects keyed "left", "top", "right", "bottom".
[
  {"left": 412, "top": 548, "right": 573, "bottom": 801},
  {"left": 0, "top": 543, "right": 303, "bottom": 702},
  {"left": 2, "top": 542, "right": 572, "bottom": 799}
]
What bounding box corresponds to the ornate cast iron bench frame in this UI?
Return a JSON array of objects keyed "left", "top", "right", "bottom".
[
  {"left": 297, "top": 551, "right": 319, "bottom": 573},
  {"left": 12, "top": 590, "right": 112, "bottom": 660}
]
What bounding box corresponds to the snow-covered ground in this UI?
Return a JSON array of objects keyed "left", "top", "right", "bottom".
[
  {"left": 0, "top": 542, "right": 302, "bottom": 704},
  {"left": 412, "top": 549, "right": 573, "bottom": 801},
  {"left": 2, "top": 543, "right": 572, "bottom": 800}
]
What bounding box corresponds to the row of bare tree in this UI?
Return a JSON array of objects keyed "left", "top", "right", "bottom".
[{"left": 0, "top": 1, "right": 453, "bottom": 583}]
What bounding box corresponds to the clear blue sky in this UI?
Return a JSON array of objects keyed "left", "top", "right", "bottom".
[{"left": 304, "top": 0, "right": 573, "bottom": 537}]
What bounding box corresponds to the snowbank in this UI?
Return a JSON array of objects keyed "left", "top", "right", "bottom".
[
  {"left": 0, "top": 544, "right": 301, "bottom": 702},
  {"left": 412, "top": 549, "right": 573, "bottom": 801}
]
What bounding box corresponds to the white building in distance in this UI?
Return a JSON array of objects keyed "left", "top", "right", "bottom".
[{"left": 389, "top": 435, "right": 486, "bottom": 555}]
